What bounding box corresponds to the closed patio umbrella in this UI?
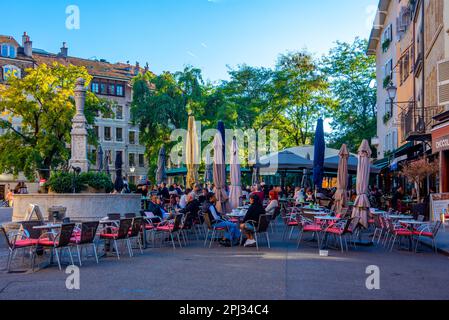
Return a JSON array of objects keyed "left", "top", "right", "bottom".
[
  {"left": 213, "top": 132, "right": 229, "bottom": 214},
  {"left": 313, "top": 119, "right": 325, "bottom": 191},
  {"left": 229, "top": 137, "right": 242, "bottom": 210},
  {"left": 217, "top": 121, "right": 226, "bottom": 182},
  {"left": 352, "top": 140, "right": 372, "bottom": 229},
  {"left": 156, "top": 146, "right": 167, "bottom": 185},
  {"left": 186, "top": 116, "right": 199, "bottom": 188},
  {"left": 334, "top": 144, "right": 349, "bottom": 215},
  {"left": 114, "top": 152, "right": 124, "bottom": 193}
]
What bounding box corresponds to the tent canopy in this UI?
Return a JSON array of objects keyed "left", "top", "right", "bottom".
[{"left": 258, "top": 146, "right": 380, "bottom": 174}]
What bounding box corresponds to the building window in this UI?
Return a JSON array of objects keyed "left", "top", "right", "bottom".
[
  {"left": 116, "top": 128, "right": 123, "bottom": 142},
  {"left": 129, "top": 153, "right": 136, "bottom": 167},
  {"left": 9, "top": 46, "right": 16, "bottom": 58},
  {"left": 104, "top": 127, "right": 112, "bottom": 141},
  {"left": 116, "top": 85, "right": 124, "bottom": 97},
  {"left": 100, "top": 83, "right": 107, "bottom": 95},
  {"left": 1, "top": 45, "right": 8, "bottom": 57},
  {"left": 91, "top": 82, "right": 99, "bottom": 93},
  {"left": 108, "top": 84, "right": 115, "bottom": 95},
  {"left": 116, "top": 105, "right": 123, "bottom": 120},
  {"left": 139, "top": 154, "right": 145, "bottom": 168},
  {"left": 116, "top": 151, "right": 123, "bottom": 164},
  {"left": 129, "top": 131, "right": 136, "bottom": 144}
]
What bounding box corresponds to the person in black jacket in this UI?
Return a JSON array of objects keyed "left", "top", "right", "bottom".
[
  {"left": 240, "top": 194, "right": 266, "bottom": 247},
  {"left": 180, "top": 193, "right": 200, "bottom": 227}
]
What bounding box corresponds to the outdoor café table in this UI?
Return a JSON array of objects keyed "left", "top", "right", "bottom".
[{"left": 387, "top": 215, "right": 414, "bottom": 220}]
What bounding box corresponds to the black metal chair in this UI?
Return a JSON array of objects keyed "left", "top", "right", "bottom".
[
  {"left": 38, "top": 223, "right": 76, "bottom": 271},
  {"left": 100, "top": 219, "right": 133, "bottom": 259},
  {"left": 128, "top": 218, "right": 144, "bottom": 256},
  {"left": 246, "top": 215, "right": 271, "bottom": 251},
  {"left": 70, "top": 221, "right": 100, "bottom": 266}
]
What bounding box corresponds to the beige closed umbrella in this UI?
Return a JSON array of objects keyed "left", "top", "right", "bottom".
[
  {"left": 229, "top": 137, "right": 242, "bottom": 210},
  {"left": 334, "top": 144, "right": 349, "bottom": 215},
  {"left": 186, "top": 116, "right": 199, "bottom": 189},
  {"left": 352, "top": 140, "right": 372, "bottom": 229},
  {"left": 213, "top": 132, "right": 229, "bottom": 214}
]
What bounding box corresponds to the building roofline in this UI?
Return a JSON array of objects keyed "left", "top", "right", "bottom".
[{"left": 367, "top": 0, "right": 392, "bottom": 55}]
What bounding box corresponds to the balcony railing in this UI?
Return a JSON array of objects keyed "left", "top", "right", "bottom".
[{"left": 400, "top": 102, "right": 444, "bottom": 141}]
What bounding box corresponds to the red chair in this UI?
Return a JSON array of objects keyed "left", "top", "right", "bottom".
[
  {"left": 385, "top": 219, "right": 413, "bottom": 252},
  {"left": 100, "top": 218, "right": 133, "bottom": 259},
  {"left": 1, "top": 227, "right": 38, "bottom": 272},
  {"left": 296, "top": 216, "right": 322, "bottom": 249},
  {"left": 413, "top": 221, "right": 442, "bottom": 254},
  {"left": 156, "top": 214, "right": 183, "bottom": 249},
  {"left": 70, "top": 221, "right": 99, "bottom": 266},
  {"left": 323, "top": 218, "right": 356, "bottom": 252},
  {"left": 38, "top": 223, "right": 76, "bottom": 270}
]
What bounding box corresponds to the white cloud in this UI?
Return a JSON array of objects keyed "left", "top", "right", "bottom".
[{"left": 187, "top": 51, "right": 198, "bottom": 58}]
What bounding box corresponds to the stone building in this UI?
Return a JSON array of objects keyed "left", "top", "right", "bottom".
[
  {"left": 0, "top": 32, "right": 149, "bottom": 196},
  {"left": 368, "top": 0, "right": 449, "bottom": 193}
]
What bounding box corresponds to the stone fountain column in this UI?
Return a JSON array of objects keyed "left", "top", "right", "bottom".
[{"left": 69, "top": 78, "right": 89, "bottom": 172}]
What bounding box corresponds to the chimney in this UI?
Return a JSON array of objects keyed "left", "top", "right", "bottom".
[
  {"left": 60, "top": 42, "right": 68, "bottom": 58},
  {"left": 22, "top": 32, "right": 32, "bottom": 57}
]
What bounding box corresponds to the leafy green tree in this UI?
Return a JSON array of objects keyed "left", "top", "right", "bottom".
[
  {"left": 131, "top": 66, "right": 208, "bottom": 177},
  {"left": 321, "top": 38, "right": 377, "bottom": 152},
  {"left": 272, "top": 51, "right": 336, "bottom": 147},
  {"left": 0, "top": 63, "right": 109, "bottom": 180}
]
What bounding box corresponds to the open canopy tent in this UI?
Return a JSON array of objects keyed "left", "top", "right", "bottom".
[{"left": 258, "top": 146, "right": 381, "bottom": 175}]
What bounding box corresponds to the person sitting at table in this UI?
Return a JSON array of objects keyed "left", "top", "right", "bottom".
[
  {"left": 198, "top": 188, "right": 209, "bottom": 204},
  {"left": 148, "top": 195, "right": 167, "bottom": 220},
  {"left": 240, "top": 194, "right": 266, "bottom": 247},
  {"left": 392, "top": 186, "right": 404, "bottom": 212},
  {"left": 265, "top": 190, "right": 279, "bottom": 217},
  {"left": 251, "top": 184, "right": 265, "bottom": 203},
  {"left": 203, "top": 193, "right": 240, "bottom": 247},
  {"left": 158, "top": 183, "right": 170, "bottom": 201},
  {"left": 179, "top": 193, "right": 201, "bottom": 226},
  {"left": 179, "top": 188, "right": 191, "bottom": 209}
]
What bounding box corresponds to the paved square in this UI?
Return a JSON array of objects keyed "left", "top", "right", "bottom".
[{"left": 1, "top": 231, "right": 448, "bottom": 300}]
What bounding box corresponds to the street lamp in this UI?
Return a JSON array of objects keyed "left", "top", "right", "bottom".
[
  {"left": 386, "top": 83, "right": 397, "bottom": 104},
  {"left": 130, "top": 166, "right": 136, "bottom": 174}
]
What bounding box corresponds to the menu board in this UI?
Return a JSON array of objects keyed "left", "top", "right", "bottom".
[{"left": 430, "top": 193, "right": 449, "bottom": 221}]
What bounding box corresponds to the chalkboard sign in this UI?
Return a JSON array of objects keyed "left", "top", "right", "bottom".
[{"left": 430, "top": 193, "right": 449, "bottom": 221}]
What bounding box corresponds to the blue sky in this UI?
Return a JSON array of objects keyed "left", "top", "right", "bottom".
[{"left": 3, "top": 0, "right": 378, "bottom": 82}]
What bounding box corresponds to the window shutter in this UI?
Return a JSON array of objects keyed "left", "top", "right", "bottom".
[{"left": 438, "top": 59, "right": 449, "bottom": 106}]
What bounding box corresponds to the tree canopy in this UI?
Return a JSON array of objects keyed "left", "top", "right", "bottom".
[{"left": 0, "top": 63, "right": 109, "bottom": 180}]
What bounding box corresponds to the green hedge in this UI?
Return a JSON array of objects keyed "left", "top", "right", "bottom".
[{"left": 45, "top": 171, "right": 114, "bottom": 194}]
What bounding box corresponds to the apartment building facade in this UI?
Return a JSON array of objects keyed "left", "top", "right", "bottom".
[
  {"left": 0, "top": 32, "right": 149, "bottom": 195},
  {"left": 368, "top": 0, "right": 449, "bottom": 193}
]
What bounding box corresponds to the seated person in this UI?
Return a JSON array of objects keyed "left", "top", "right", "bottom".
[
  {"left": 265, "top": 190, "right": 279, "bottom": 216},
  {"left": 203, "top": 193, "right": 241, "bottom": 246},
  {"left": 240, "top": 194, "right": 266, "bottom": 247},
  {"left": 179, "top": 193, "right": 200, "bottom": 227}
]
